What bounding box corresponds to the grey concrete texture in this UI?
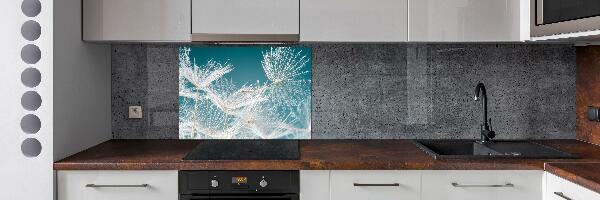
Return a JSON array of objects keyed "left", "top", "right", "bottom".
[{"left": 112, "top": 43, "right": 576, "bottom": 139}]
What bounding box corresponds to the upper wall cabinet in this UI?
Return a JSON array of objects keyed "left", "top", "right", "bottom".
[
  {"left": 300, "top": 0, "right": 408, "bottom": 42},
  {"left": 82, "top": 0, "right": 191, "bottom": 42},
  {"left": 191, "top": 0, "right": 300, "bottom": 42},
  {"left": 409, "top": 0, "right": 530, "bottom": 42}
]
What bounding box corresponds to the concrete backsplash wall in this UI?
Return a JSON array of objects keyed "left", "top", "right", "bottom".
[{"left": 112, "top": 44, "right": 576, "bottom": 139}]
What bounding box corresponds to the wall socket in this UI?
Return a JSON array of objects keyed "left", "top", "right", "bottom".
[{"left": 128, "top": 106, "right": 143, "bottom": 119}]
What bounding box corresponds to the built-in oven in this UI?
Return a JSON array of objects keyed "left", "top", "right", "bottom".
[
  {"left": 532, "top": 0, "right": 600, "bottom": 37},
  {"left": 179, "top": 171, "right": 299, "bottom": 200}
]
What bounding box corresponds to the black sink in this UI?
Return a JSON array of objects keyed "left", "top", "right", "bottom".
[{"left": 413, "top": 140, "right": 577, "bottom": 160}]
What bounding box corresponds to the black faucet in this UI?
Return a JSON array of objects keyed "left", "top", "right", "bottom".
[{"left": 474, "top": 83, "right": 495, "bottom": 143}]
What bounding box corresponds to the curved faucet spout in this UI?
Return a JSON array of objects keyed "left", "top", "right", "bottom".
[
  {"left": 474, "top": 83, "right": 494, "bottom": 142},
  {"left": 474, "top": 83, "right": 488, "bottom": 127}
]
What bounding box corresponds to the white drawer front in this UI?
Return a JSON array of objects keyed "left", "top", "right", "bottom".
[
  {"left": 330, "top": 170, "right": 421, "bottom": 200},
  {"left": 545, "top": 172, "right": 600, "bottom": 200},
  {"left": 57, "top": 170, "right": 178, "bottom": 200},
  {"left": 422, "top": 170, "right": 543, "bottom": 200}
]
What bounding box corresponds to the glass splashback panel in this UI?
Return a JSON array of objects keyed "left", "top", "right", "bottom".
[{"left": 178, "top": 47, "right": 311, "bottom": 139}]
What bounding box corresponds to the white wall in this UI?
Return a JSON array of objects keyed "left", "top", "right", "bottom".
[
  {"left": 0, "top": 0, "right": 53, "bottom": 199},
  {"left": 53, "top": 0, "right": 112, "bottom": 161}
]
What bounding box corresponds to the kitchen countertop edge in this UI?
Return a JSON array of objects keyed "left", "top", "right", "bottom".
[{"left": 545, "top": 162, "right": 600, "bottom": 194}]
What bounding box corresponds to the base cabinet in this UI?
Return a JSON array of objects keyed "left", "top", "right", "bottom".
[
  {"left": 57, "top": 170, "right": 600, "bottom": 200},
  {"left": 330, "top": 170, "right": 421, "bottom": 200},
  {"left": 421, "top": 170, "right": 543, "bottom": 200},
  {"left": 300, "top": 171, "right": 330, "bottom": 200},
  {"left": 545, "top": 172, "right": 600, "bottom": 200},
  {"left": 57, "top": 170, "right": 178, "bottom": 200},
  {"left": 299, "top": 170, "right": 546, "bottom": 200}
]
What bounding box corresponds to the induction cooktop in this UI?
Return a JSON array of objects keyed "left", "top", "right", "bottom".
[{"left": 183, "top": 140, "right": 300, "bottom": 160}]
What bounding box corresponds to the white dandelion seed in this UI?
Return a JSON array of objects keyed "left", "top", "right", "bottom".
[{"left": 179, "top": 47, "right": 311, "bottom": 139}]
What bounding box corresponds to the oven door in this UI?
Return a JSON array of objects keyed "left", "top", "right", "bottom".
[
  {"left": 532, "top": 0, "right": 600, "bottom": 37},
  {"left": 180, "top": 194, "right": 299, "bottom": 200}
]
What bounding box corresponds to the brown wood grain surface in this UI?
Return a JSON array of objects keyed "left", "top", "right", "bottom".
[
  {"left": 54, "top": 139, "right": 600, "bottom": 170},
  {"left": 577, "top": 46, "right": 600, "bottom": 145},
  {"left": 545, "top": 162, "right": 600, "bottom": 194}
]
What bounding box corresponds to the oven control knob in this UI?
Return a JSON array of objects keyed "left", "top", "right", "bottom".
[
  {"left": 259, "top": 179, "right": 268, "bottom": 188},
  {"left": 210, "top": 180, "right": 219, "bottom": 188}
]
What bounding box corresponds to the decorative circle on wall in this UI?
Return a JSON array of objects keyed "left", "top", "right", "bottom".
[
  {"left": 21, "top": 0, "right": 41, "bottom": 17},
  {"left": 21, "top": 91, "right": 42, "bottom": 111},
  {"left": 20, "top": 114, "right": 41, "bottom": 134},
  {"left": 21, "top": 138, "right": 42, "bottom": 157},
  {"left": 21, "top": 44, "right": 41, "bottom": 64},
  {"left": 21, "top": 68, "right": 41, "bottom": 88},
  {"left": 21, "top": 20, "right": 41, "bottom": 41}
]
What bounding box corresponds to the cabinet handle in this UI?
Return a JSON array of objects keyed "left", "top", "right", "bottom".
[
  {"left": 85, "top": 184, "right": 149, "bottom": 188},
  {"left": 451, "top": 182, "right": 514, "bottom": 188},
  {"left": 553, "top": 192, "right": 573, "bottom": 200},
  {"left": 353, "top": 183, "right": 400, "bottom": 187}
]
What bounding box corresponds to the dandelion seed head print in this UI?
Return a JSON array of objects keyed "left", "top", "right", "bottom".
[{"left": 178, "top": 47, "right": 311, "bottom": 139}]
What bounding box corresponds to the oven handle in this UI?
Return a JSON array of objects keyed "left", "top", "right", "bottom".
[
  {"left": 179, "top": 196, "right": 209, "bottom": 200},
  {"left": 180, "top": 194, "right": 299, "bottom": 200}
]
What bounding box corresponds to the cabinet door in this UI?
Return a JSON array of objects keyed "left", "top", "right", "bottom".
[
  {"left": 82, "top": 0, "right": 191, "bottom": 41},
  {"left": 545, "top": 172, "right": 600, "bottom": 200},
  {"left": 409, "top": 0, "right": 529, "bottom": 42},
  {"left": 421, "top": 170, "right": 543, "bottom": 200},
  {"left": 300, "top": 171, "right": 331, "bottom": 200},
  {"left": 300, "top": 0, "right": 408, "bottom": 42},
  {"left": 330, "top": 170, "right": 420, "bottom": 200},
  {"left": 57, "top": 170, "right": 178, "bottom": 200},
  {"left": 191, "top": 0, "right": 299, "bottom": 41}
]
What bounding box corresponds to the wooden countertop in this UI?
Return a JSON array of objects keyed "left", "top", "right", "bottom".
[
  {"left": 54, "top": 139, "right": 600, "bottom": 194},
  {"left": 54, "top": 139, "right": 600, "bottom": 170},
  {"left": 545, "top": 162, "right": 600, "bottom": 194}
]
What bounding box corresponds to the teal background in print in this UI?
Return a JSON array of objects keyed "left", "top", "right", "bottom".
[{"left": 178, "top": 47, "right": 311, "bottom": 139}]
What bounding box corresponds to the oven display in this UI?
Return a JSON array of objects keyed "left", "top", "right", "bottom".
[{"left": 232, "top": 176, "right": 248, "bottom": 185}]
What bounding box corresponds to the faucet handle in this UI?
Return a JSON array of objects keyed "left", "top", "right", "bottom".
[
  {"left": 488, "top": 118, "right": 496, "bottom": 139},
  {"left": 488, "top": 130, "right": 496, "bottom": 140}
]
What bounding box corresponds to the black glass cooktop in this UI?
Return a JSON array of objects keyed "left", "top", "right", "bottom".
[{"left": 183, "top": 140, "right": 300, "bottom": 160}]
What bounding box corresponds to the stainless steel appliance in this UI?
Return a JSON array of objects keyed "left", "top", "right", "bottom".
[
  {"left": 179, "top": 171, "right": 299, "bottom": 200},
  {"left": 532, "top": 0, "right": 600, "bottom": 37}
]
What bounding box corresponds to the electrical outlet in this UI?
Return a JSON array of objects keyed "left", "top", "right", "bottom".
[{"left": 129, "top": 106, "right": 143, "bottom": 119}]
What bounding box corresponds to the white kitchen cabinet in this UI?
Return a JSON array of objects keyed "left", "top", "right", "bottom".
[
  {"left": 300, "top": 0, "right": 408, "bottom": 42},
  {"left": 330, "top": 170, "right": 421, "bottom": 200},
  {"left": 57, "top": 170, "right": 178, "bottom": 200},
  {"left": 301, "top": 170, "right": 331, "bottom": 200},
  {"left": 82, "top": 0, "right": 191, "bottom": 41},
  {"left": 545, "top": 172, "right": 600, "bottom": 200},
  {"left": 421, "top": 170, "right": 543, "bottom": 200},
  {"left": 191, "top": 0, "right": 299, "bottom": 41},
  {"left": 409, "top": 0, "right": 529, "bottom": 42}
]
